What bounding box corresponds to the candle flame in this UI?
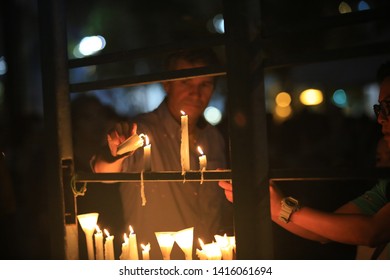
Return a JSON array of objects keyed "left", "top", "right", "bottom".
[
  {"left": 95, "top": 225, "right": 101, "bottom": 233},
  {"left": 144, "top": 134, "right": 150, "bottom": 146},
  {"left": 197, "top": 146, "right": 204, "bottom": 155},
  {"left": 198, "top": 238, "right": 205, "bottom": 249},
  {"left": 129, "top": 225, "right": 134, "bottom": 234},
  {"left": 123, "top": 233, "right": 128, "bottom": 242},
  {"left": 180, "top": 110, "right": 186, "bottom": 116},
  {"left": 104, "top": 229, "right": 110, "bottom": 237},
  {"left": 141, "top": 243, "right": 151, "bottom": 251}
]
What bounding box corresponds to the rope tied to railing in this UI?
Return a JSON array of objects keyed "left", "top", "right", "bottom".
[{"left": 71, "top": 174, "right": 87, "bottom": 197}]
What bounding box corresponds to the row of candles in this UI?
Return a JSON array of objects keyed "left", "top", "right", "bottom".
[{"left": 77, "top": 213, "right": 235, "bottom": 260}]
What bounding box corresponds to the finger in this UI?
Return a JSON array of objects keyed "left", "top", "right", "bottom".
[
  {"left": 218, "top": 181, "right": 232, "bottom": 191},
  {"left": 225, "top": 190, "right": 233, "bottom": 203},
  {"left": 114, "top": 122, "right": 123, "bottom": 137},
  {"left": 131, "top": 123, "right": 137, "bottom": 135},
  {"left": 122, "top": 122, "right": 130, "bottom": 138},
  {"left": 107, "top": 128, "right": 118, "bottom": 142}
]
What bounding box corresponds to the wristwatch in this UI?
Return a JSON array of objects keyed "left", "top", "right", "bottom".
[{"left": 279, "top": 196, "right": 301, "bottom": 223}]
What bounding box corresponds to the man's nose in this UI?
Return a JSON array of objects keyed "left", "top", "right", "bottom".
[{"left": 188, "top": 85, "right": 202, "bottom": 98}]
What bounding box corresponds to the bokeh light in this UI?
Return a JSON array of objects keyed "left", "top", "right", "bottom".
[
  {"left": 275, "top": 92, "right": 292, "bottom": 108},
  {"left": 204, "top": 106, "right": 222, "bottom": 125},
  {"left": 0, "top": 56, "right": 7, "bottom": 75},
  {"left": 299, "top": 88, "right": 323, "bottom": 106},
  {"left": 275, "top": 105, "right": 292, "bottom": 119},
  {"left": 332, "top": 89, "right": 348, "bottom": 108},
  {"left": 358, "top": 1, "right": 370, "bottom": 11},
  {"left": 74, "top": 35, "right": 106, "bottom": 58},
  {"left": 212, "top": 14, "right": 225, "bottom": 34},
  {"left": 339, "top": 1, "right": 352, "bottom": 14}
]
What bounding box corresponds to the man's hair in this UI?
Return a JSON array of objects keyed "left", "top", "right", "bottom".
[
  {"left": 164, "top": 48, "right": 220, "bottom": 70},
  {"left": 377, "top": 61, "right": 390, "bottom": 84}
]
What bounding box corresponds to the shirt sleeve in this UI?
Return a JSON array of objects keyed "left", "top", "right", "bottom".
[{"left": 351, "top": 180, "right": 388, "bottom": 215}]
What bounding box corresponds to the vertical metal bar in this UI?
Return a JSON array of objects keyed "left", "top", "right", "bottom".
[
  {"left": 223, "top": 0, "right": 273, "bottom": 259},
  {"left": 38, "top": 0, "right": 75, "bottom": 259}
]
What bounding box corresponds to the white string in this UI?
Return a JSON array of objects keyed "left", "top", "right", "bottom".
[{"left": 140, "top": 170, "right": 146, "bottom": 206}]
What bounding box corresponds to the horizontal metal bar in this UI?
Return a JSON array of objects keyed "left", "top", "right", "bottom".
[
  {"left": 75, "top": 170, "right": 232, "bottom": 183},
  {"left": 263, "top": 40, "right": 390, "bottom": 69},
  {"left": 260, "top": 8, "right": 389, "bottom": 39},
  {"left": 69, "top": 66, "right": 227, "bottom": 93},
  {"left": 68, "top": 36, "right": 225, "bottom": 68},
  {"left": 269, "top": 168, "right": 390, "bottom": 182},
  {"left": 75, "top": 168, "right": 389, "bottom": 184}
]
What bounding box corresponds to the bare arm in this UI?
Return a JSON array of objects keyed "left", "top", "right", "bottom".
[
  {"left": 270, "top": 184, "right": 390, "bottom": 247},
  {"left": 288, "top": 202, "right": 390, "bottom": 247}
]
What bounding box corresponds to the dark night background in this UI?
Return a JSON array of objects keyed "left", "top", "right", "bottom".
[{"left": 0, "top": 0, "right": 389, "bottom": 259}]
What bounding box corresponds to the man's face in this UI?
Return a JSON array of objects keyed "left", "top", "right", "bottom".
[
  {"left": 164, "top": 59, "right": 215, "bottom": 126},
  {"left": 378, "top": 77, "right": 390, "bottom": 147}
]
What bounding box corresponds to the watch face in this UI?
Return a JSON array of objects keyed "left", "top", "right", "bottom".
[{"left": 285, "top": 198, "right": 297, "bottom": 207}]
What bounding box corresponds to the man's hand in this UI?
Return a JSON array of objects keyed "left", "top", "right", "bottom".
[
  {"left": 107, "top": 122, "right": 137, "bottom": 157},
  {"left": 218, "top": 180, "right": 233, "bottom": 203}
]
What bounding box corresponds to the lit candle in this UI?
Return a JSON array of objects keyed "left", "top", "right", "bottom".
[
  {"left": 119, "top": 233, "right": 129, "bottom": 260},
  {"left": 197, "top": 146, "right": 207, "bottom": 171},
  {"left": 104, "top": 229, "right": 115, "bottom": 260},
  {"left": 94, "top": 225, "right": 104, "bottom": 260},
  {"left": 197, "top": 238, "right": 222, "bottom": 260},
  {"left": 180, "top": 111, "right": 190, "bottom": 174},
  {"left": 128, "top": 226, "right": 139, "bottom": 260},
  {"left": 77, "top": 212, "right": 99, "bottom": 260},
  {"left": 206, "top": 242, "right": 222, "bottom": 260},
  {"left": 155, "top": 232, "right": 175, "bottom": 260},
  {"left": 141, "top": 243, "right": 151, "bottom": 260},
  {"left": 196, "top": 238, "right": 208, "bottom": 260},
  {"left": 228, "top": 236, "right": 236, "bottom": 254},
  {"left": 214, "top": 234, "right": 233, "bottom": 260},
  {"left": 143, "top": 134, "right": 151, "bottom": 171},
  {"left": 174, "top": 227, "right": 194, "bottom": 260},
  {"left": 196, "top": 248, "right": 207, "bottom": 260}
]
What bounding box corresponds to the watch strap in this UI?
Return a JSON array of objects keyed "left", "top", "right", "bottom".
[{"left": 279, "top": 196, "right": 300, "bottom": 223}]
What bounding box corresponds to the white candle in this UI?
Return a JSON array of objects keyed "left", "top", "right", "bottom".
[
  {"left": 77, "top": 213, "right": 99, "bottom": 260},
  {"left": 155, "top": 232, "right": 175, "bottom": 260},
  {"left": 196, "top": 248, "right": 207, "bottom": 260},
  {"left": 214, "top": 234, "right": 233, "bottom": 260},
  {"left": 196, "top": 238, "right": 207, "bottom": 260},
  {"left": 104, "top": 229, "right": 115, "bottom": 260},
  {"left": 128, "top": 226, "right": 139, "bottom": 260},
  {"left": 205, "top": 242, "right": 222, "bottom": 260},
  {"left": 220, "top": 245, "right": 233, "bottom": 260},
  {"left": 143, "top": 135, "right": 151, "bottom": 171},
  {"left": 119, "top": 233, "right": 129, "bottom": 260},
  {"left": 198, "top": 238, "right": 222, "bottom": 260},
  {"left": 197, "top": 146, "right": 207, "bottom": 171},
  {"left": 94, "top": 225, "right": 104, "bottom": 260},
  {"left": 228, "top": 236, "right": 236, "bottom": 254},
  {"left": 174, "top": 227, "right": 194, "bottom": 260},
  {"left": 180, "top": 111, "right": 190, "bottom": 174},
  {"left": 141, "top": 243, "right": 151, "bottom": 260}
]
